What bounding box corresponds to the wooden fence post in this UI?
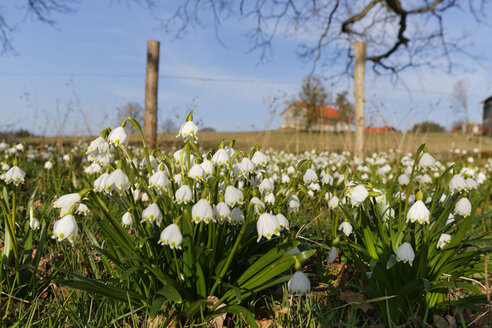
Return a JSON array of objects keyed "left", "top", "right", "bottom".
[
  {"left": 353, "top": 41, "right": 366, "bottom": 159},
  {"left": 144, "top": 40, "right": 160, "bottom": 151}
]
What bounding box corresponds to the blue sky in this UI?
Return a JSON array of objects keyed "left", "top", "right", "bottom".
[{"left": 0, "top": 1, "right": 491, "bottom": 136}]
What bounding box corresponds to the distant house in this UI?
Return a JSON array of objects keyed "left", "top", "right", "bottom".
[
  {"left": 451, "top": 121, "right": 482, "bottom": 136},
  {"left": 280, "top": 101, "right": 350, "bottom": 132},
  {"left": 365, "top": 126, "right": 398, "bottom": 133}
]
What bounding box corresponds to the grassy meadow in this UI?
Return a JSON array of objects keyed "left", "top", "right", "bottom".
[{"left": 1, "top": 124, "right": 491, "bottom": 327}]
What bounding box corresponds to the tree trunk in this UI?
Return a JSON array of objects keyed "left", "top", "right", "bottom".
[
  {"left": 353, "top": 41, "right": 366, "bottom": 158},
  {"left": 144, "top": 40, "right": 160, "bottom": 151}
]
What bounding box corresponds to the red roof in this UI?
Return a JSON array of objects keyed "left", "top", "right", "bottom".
[
  {"left": 365, "top": 126, "right": 397, "bottom": 133},
  {"left": 282, "top": 101, "right": 341, "bottom": 119}
]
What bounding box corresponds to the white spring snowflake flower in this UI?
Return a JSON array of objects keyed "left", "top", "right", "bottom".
[
  {"left": 287, "top": 271, "right": 311, "bottom": 296},
  {"left": 406, "top": 200, "right": 430, "bottom": 224},
  {"left": 396, "top": 242, "right": 415, "bottom": 266},
  {"left": 158, "top": 224, "right": 183, "bottom": 249},
  {"left": 52, "top": 215, "right": 78, "bottom": 245},
  {"left": 437, "top": 234, "right": 452, "bottom": 249},
  {"left": 257, "top": 213, "right": 281, "bottom": 242},
  {"left": 192, "top": 199, "right": 214, "bottom": 224}
]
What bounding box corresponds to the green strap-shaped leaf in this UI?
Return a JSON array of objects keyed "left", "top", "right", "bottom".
[
  {"left": 237, "top": 241, "right": 298, "bottom": 285},
  {"left": 211, "top": 305, "right": 258, "bottom": 328},
  {"left": 430, "top": 281, "right": 481, "bottom": 294},
  {"left": 150, "top": 297, "right": 167, "bottom": 319},
  {"left": 157, "top": 285, "right": 182, "bottom": 303}
]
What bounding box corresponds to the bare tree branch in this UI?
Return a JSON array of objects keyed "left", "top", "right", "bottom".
[{"left": 159, "top": 0, "right": 489, "bottom": 77}]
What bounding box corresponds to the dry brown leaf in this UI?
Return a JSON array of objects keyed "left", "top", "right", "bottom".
[
  {"left": 445, "top": 315, "right": 457, "bottom": 328},
  {"left": 433, "top": 314, "right": 449, "bottom": 328},
  {"left": 207, "top": 296, "right": 226, "bottom": 328},
  {"left": 256, "top": 319, "right": 273, "bottom": 328},
  {"left": 339, "top": 290, "right": 374, "bottom": 313},
  {"left": 145, "top": 314, "right": 164, "bottom": 328}
]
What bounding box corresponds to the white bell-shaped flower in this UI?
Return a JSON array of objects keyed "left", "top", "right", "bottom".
[
  {"left": 53, "top": 193, "right": 81, "bottom": 217},
  {"left": 87, "top": 136, "right": 109, "bottom": 158},
  {"left": 177, "top": 121, "right": 199, "bottom": 142},
  {"left": 287, "top": 271, "right": 311, "bottom": 296},
  {"left": 276, "top": 213, "right": 289, "bottom": 230},
  {"left": 200, "top": 160, "right": 214, "bottom": 177},
  {"left": 140, "top": 155, "right": 158, "bottom": 172},
  {"left": 52, "top": 214, "right": 78, "bottom": 245},
  {"left": 108, "top": 127, "right": 128, "bottom": 147},
  {"left": 398, "top": 174, "right": 409, "bottom": 185},
  {"left": 251, "top": 151, "right": 268, "bottom": 167},
  {"left": 192, "top": 199, "right": 214, "bottom": 224},
  {"left": 449, "top": 174, "right": 467, "bottom": 193},
  {"left": 264, "top": 192, "right": 276, "bottom": 205},
  {"left": 158, "top": 224, "right": 183, "bottom": 249},
  {"left": 321, "top": 173, "right": 333, "bottom": 185},
  {"left": 173, "top": 149, "right": 196, "bottom": 166},
  {"left": 122, "top": 211, "right": 133, "bottom": 227},
  {"left": 406, "top": 200, "right": 430, "bottom": 224},
  {"left": 303, "top": 169, "right": 318, "bottom": 184},
  {"left": 29, "top": 207, "right": 40, "bottom": 230},
  {"left": 327, "top": 246, "right": 337, "bottom": 264},
  {"left": 281, "top": 174, "right": 290, "bottom": 184},
  {"left": 373, "top": 189, "right": 386, "bottom": 204},
  {"left": 416, "top": 174, "right": 432, "bottom": 184},
  {"left": 338, "top": 222, "right": 353, "bottom": 236},
  {"left": 213, "top": 202, "right": 231, "bottom": 223},
  {"left": 328, "top": 196, "right": 339, "bottom": 209},
  {"left": 381, "top": 204, "right": 395, "bottom": 220},
  {"left": 149, "top": 170, "right": 171, "bottom": 192},
  {"left": 447, "top": 213, "right": 455, "bottom": 225},
  {"left": 94, "top": 173, "right": 109, "bottom": 192},
  {"left": 308, "top": 183, "right": 321, "bottom": 192},
  {"left": 258, "top": 178, "right": 274, "bottom": 194},
  {"left": 286, "top": 166, "right": 295, "bottom": 174},
  {"left": 347, "top": 185, "right": 368, "bottom": 206},
  {"left": 44, "top": 161, "right": 53, "bottom": 170},
  {"left": 437, "top": 233, "right": 452, "bottom": 249},
  {"left": 225, "top": 186, "right": 243, "bottom": 207},
  {"left": 465, "top": 178, "right": 478, "bottom": 190},
  {"left": 84, "top": 162, "right": 103, "bottom": 174},
  {"left": 230, "top": 207, "right": 245, "bottom": 225},
  {"left": 396, "top": 242, "right": 415, "bottom": 266},
  {"left": 418, "top": 153, "right": 436, "bottom": 170},
  {"left": 454, "top": 197, "right": 472, "bottom": 217},
  {"left": 256, "top": 213, "right": 281, "bottom": 242},
  {"left": 106, "top": 169, "right": 131, "bottom": 194},
  {"left": 75, "top": 203, "right": 90, "bottom": 216},
  {"left": 285, "top": 247, "right": 300, "bottom": 256},
  {"left": 187, "top": 164, "right": 205, "bottom": 181},
  {"left": 238, "top": 158, "right": 255, "bottom": 176},
  {"left": 288, "top": 197, "right": 300, "bottom": 213},
  {"left": 250, "top": 197, "right": 265, "bottom": 214},
  {"left": 211, "top": 149, "right": 230, "bottom": 166},
  {"left": 175, "top": 185, "right": 193, "bottom": 205},
  {"left": 141, "top": 203, "right": 163, "bottom": 225},
  {"left": 3, "top": 166, "right": 26, "bottom": 186}
]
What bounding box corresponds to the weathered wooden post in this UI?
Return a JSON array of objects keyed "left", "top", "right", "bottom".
[
  {"left": 353, "top": 41, "right": 366, "bottom": 158},
  {"left": 144, "top": 40, "right": 160, "bottom": 150}
]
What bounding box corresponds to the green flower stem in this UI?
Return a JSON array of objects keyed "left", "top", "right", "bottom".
[
  {"left": 207, "top": 221, "right": 213, "bottom": 250},
  {"left": 172, "top": 249, "right": 182, "bottom": 282},
  {"left": 3, "top": 190, "right": 20, "bottom": 284},
  {"left": 124, "top": 117, "right": 152, "bottom": 174},
  {"left": 209, "top": 220, "right": 248, "bottom": 297},
  {"left": 196, "top": 221, "right": 204, "bottom": 248}
]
